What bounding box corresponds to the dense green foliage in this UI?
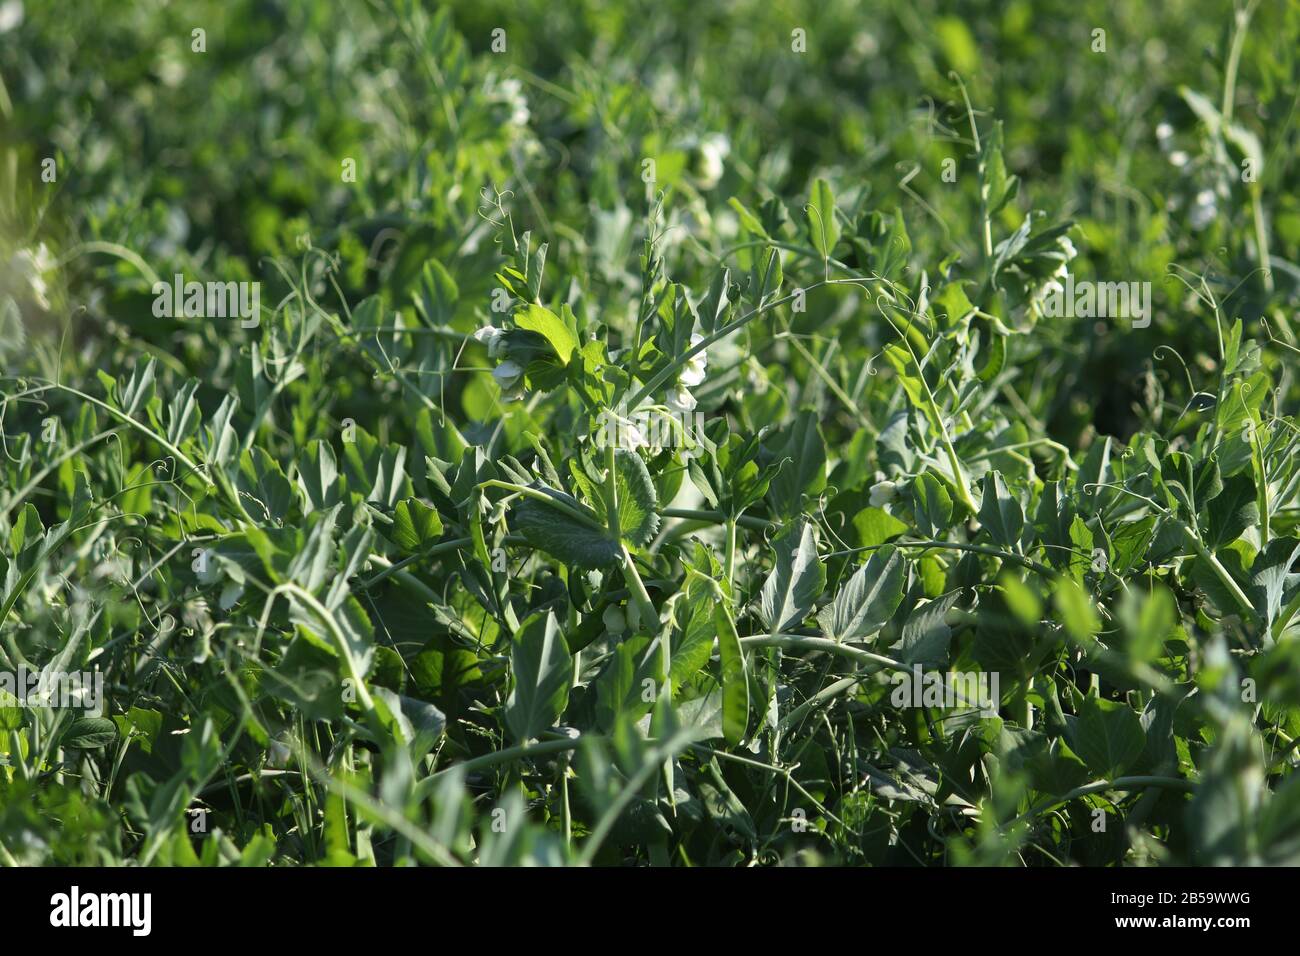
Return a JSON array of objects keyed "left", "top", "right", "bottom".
[{"left": 2, "top": 0, "right": 1300, "bottom": 866}]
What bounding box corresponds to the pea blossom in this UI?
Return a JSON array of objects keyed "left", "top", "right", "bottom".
[
  {"left": 472, "top": 324, "right": 508, "bottom": 357},
  {"left": 665, "top": 333, "right": 707, "bottom": 412},
  {"left": 492, "top": 359, "right": 526, "bottom": 400}
]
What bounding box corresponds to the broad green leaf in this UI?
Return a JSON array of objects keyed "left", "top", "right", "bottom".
[
  {"left": 1118, "top": 585, "right": 1175, "bottom": 663},
  {"left": 817, "top": 546, "right": 907, "bottom": 642},
  {"left": 513, "top": 490, "right": 619, "bottom": 568},
  {"left": 512, "top": 451, "right": 657, "bottom": 567},
  {"left": 514, "top": 303, "right": 577, "bottom": 364},
  {"left": 769, "top": 410, "right": 827, "bottom": 517},
  {"left": 727, "top": 197, "right": 769, "bottom": 238},
  {"left": 883, "top": 343, "right": 940, "bottom": 432},
  {"left": 297, "top": 440, "right": 342, "bottom": 513},
  {"left": 1248, "top": 538, "right": 1300, "bottom": 630},
  {"left": 978, "top": 472, "right": 1024, "bottom": 549},
  {"left": 1054, "top": 578, "right": 1100, "bottom": 642},
  {"left": 417, "top": 258, "right": 459, "bottom": 326},
  {"left": 851, "top": 506, "right": 909, "bottom": 547},
  {"left": 672, "top": 579, "right": 719, "bottom": 691},
  {"left": 503, "top": 611, "right": 572, "bottom": 742},
  {"left": 1000, "top": 574, "right": 1042, "bottom": 626},
  {"left": 1068, "top": 696, "right": 1145, "bottom": 778},
  {"left": 595, "top": 633, "right": 656, "bottom": 729},
  {"left": 893, "top": 591, "right": 961, "bottom": 666},
  {"left": 391, "top": 498, "right": 445, "bottom": 554},
  {"left": 237, "top": 447, "right": 294, "bottom": 524},
  {"left": 759, "top": 520, "right": 825, "bottom": 635},
  {"left": 755, "top": 247, "right": 783, "bottom": 301},
  {"left": 609, "top": 448, "right": 660, "bottom": 547},
  {"left": 113, "top": 706, "right": 163, "bottom": 754},
  {"left": 807, "top": 177, "right": 840, "bottom": 258},
  {"left": 913, "top": 472, "right": 953, "bottom": 537},
  {"left": 61, "top": 717, "right": 118, "bottom": 750},
  {"left": 1204, "top": 473, "right": 1258, "bottom": 548}
]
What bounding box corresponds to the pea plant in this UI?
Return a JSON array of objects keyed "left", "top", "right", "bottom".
[{"left": 1, "top": 0, "right": 1298, "bottom": 867}]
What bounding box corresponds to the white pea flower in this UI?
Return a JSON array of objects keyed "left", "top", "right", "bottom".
[
  {"left": 660, "top": 334, "right": 709, "bottom": 414},
  {"left": 602, "top": 604, "right": 627, "bottom": 636},
  {"left": 489, "top": 76, "right": 530, "bottom": 127},
  {"left": 267, "top": 738, "right": 292, "bottom": 769},
  {"left": 0, "top": 1, "right": 22, "bottom": 34},
  {"left": 624, "top": 418, "right": 648, "bottom": 451},
  {"left": 869, "top": 479, "right": 898, "bottom": 507},
  {"left": 1168, "top": 150, "right": 1189, "bottom": 168},
  {"left": 1189, "top": 189, "right": 1217, "bottom": 230},
  {"left": 679, "top": 333, "right": 708, "bottom": 387},
  {"left": 1155, "top": 122, "right": 1174, "bottom": 147},
  {"left": 8, "top": 243, "right": 55, "bottom": 310},
  {"left": 472, "top": 324, "right": 507, "bottom": 358},
  {"left": 665, "top": 384, "right": 697, "bottom": 413},
  {"left": 492, "top": 359, "right": 525, "bottom": 397},
  {"left": 597, "top": 406, "right": 648, "bottom": 451},
  {"left": 697, "top": 134, "right": 730, "bottom": 189},
  {"left": 1057, "top": 236, "right": 1077, "bottom": 261}
]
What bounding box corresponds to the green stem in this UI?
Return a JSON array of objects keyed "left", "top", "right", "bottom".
[
  {"left": 418, "top": 737, "right": 586, "bottom": 795},
  {"left": 621, "top": 544, "right": 658, "bottom": 625},
  {"left": 1220, "top": 0, "right": 1257, "bottom": 126},
  {"left": 1251, "top": 186, "right": 1274, "bottom": 295},
  {"left": 724, "top": 516, "right": 737, "bottom": 590},
  {"left": 479, "top": 480, "right": 607, "bottom": 532},
  {"left": 1178, "top": 520, "right": 1259, "bottom": 622},
  {"left": 740, "top": 634, "right": 988, "bottom": 710},
  {"left": 663, "top": 508, "right": 771, "bottom": 530},
  {"left": 1008, "top": 776, "right": 1195, "bottom": 831},
  {"left": 278, "top": 584, "right": 375, "bottom": 715},
  {"left": 358, "top": 537, "right": 471, "bottom": 589}
]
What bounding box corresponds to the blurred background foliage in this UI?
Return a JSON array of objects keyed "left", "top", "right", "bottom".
[{"left": 5, "top": 0, "right": 1298, "bottom": 438}]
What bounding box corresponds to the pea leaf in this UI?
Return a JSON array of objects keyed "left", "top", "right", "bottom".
[
  {"left": 1068, "top": 696, "right": 1146, "bottom": 779},
  {"left": 759, "top": 520, "right": 826, "bottom": 635},
  {"left": 1204, "top": 473, "right": 1258, "bottom": 549},
  {"left": 514, "top": 303, "right": 578, "bottom": 364},
  {"left": 61, "top": 717, "right": 118, "bottom": 750},
  {"left": 913, "top": 472, "right": 954, "bottom": 537},
  {"left": 503, "top": 611, "right": 572, "bottom": 742},
  {"left": 817, "top": 545, "right": 908, "bottom": 642},
  {"left": 807, "top": 177, "right": 839, "bottom": 258},
  {"left": 727, "top": 197, "right": 769, "bottom": 238},
  {"left": 391, "top": 498, "right": 444, "bottom": 554},
  {"left": 609, "top": 447, "right": 660, "bottom": 547},
  {"left": 513, "top": 490, "right": 620, "bottom": 569},
  {"left": 768, "top": 409, "right": 827, "bottom": 517},
  {"left": 978, "top": 472, "right": 1024, "bottom": 549}
]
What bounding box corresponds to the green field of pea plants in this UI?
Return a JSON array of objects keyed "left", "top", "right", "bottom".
[{"left": 1, "top": 0, "right": 1299, "bottom": 868}]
